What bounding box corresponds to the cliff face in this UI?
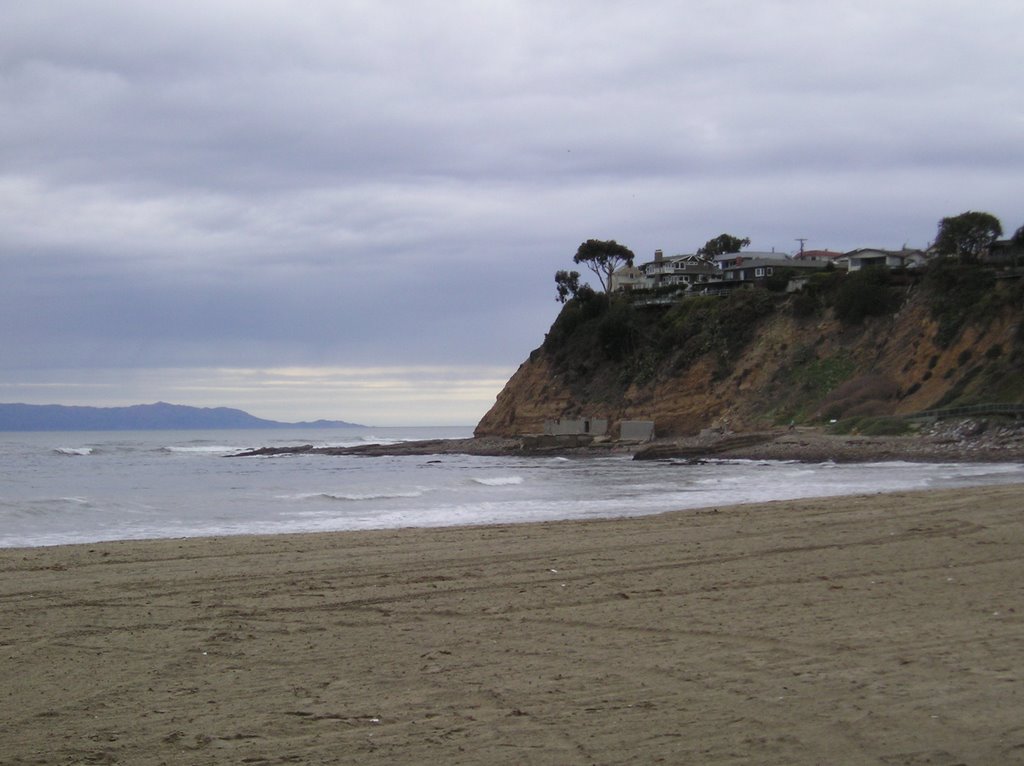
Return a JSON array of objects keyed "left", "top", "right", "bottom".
[{"left": 476, "top": 274, "right": 1024, "bottom": 438}]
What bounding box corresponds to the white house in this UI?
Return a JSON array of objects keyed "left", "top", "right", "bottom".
[
  {"left": 794, "top": 249, "right": 846, "bottom": 264},
  {"left": 609, "top": 264, "right": 653, "bottom": 292},
  {"left": 844, "top": 248, "right": 928, "bottom": 272}
]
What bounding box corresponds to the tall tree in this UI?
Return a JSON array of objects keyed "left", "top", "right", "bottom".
[
  {"left": 572, "top": 239, "right": 635, "bottom": 293},
  {"left": 934, "top": 211, "right": 1002, "bottom": 262},
  {"left": 697, "top": 233, "right": 751, "bottom": 258}
]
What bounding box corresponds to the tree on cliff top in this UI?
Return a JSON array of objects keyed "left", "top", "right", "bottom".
[
  {"left": 697, "top": 233, "right": 751, "bottom": 258},
  {"left": 573, "top": 239, "right": 635, "bottom": 293},
  {"left": 934, "top": 211, "right": 1002, "bottom": 262},
  {"left": 554, "top": 269, "right": 581, "bottom": 303}
]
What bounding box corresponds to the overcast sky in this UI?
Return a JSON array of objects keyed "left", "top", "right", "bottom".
[{"left": 2, "top": 1, "right": 1022, "bottom": 425}]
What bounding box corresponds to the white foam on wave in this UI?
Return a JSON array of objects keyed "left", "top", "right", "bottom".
[
  {"left": 287, "top": 489, "right": 427, "bottom": 502},
  {"left": 472, "top": 476, "right": 525, "bottom": 487},
  {"left": 54, "top": 447, "right": 93, "bottom": 456},
  {"left": 310, "top": 435, "right": 402, "bottom": 449},
  {"left": 161, "top": 445, "right": 238, "bottom": 455}
]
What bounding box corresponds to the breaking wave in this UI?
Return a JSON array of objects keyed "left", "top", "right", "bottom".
[
  {"left": 471, "top": 476, "right": 525, "bottom": 486},
  {"left": 291, "top": 490, "right": 428, "bottom": 502},
  {"left": 54, "top": 447, "right": 94, "bottom": 456}
]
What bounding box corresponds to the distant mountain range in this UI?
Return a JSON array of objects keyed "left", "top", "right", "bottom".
[{"left": 0, "top": 402, "right": 365, "bottom": 431}]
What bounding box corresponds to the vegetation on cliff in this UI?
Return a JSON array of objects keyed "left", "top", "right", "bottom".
[{"left": 478, "top": 257, "right": 1024, "bottom": 438}]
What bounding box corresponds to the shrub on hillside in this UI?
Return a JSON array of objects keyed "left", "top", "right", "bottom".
[
  {"left": 662, "top": 289, "right": 776, "bottom": 372},
  {"left": 829, "top": 416, "right": 911, "bottom": 436},
  {"left": 815, "top": 374, "right": 899, "bottom": 421},
  {"left": 543, "top": 287, "right": 606, "bottom": 351},
  {"left": 921, "top": 259, "right": 996, "bottom": 347},
  {"left": 597, "top": 299, "right": 639, "bottom": 361},
  {"left": 833, "top": 268, "right": 899, "bottom": 324},
  {"left": 789, "top": 289, "right": 821, "bottom": 318}
]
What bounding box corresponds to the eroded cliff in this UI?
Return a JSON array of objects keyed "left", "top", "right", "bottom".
[{"left": 476, "top": 266, "right": 1024, "bottom": 438}]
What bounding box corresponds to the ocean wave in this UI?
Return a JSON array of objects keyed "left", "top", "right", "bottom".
[
  {"left": 159, "top": 445, "right": 238, "bottom": 455},
  {"left": 54, "top": 447, "right": 94, "bottom": 456},
  {"left": 289, "top": 490, "right": 427, "bottom": 502},
  {"left": 471, "top": 476, "right": 525, "bottom": 486}
]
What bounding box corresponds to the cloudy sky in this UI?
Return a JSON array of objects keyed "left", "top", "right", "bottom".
[{"left": 2, "top": 1, "right": 1021, "bottom": 425}]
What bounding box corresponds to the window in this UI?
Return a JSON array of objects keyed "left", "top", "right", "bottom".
[{"left": 755, "top": 267, "right": 765, "bottom": 277}]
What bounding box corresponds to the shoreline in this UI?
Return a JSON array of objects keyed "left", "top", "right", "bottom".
[
  {"left": 2, "top": 484, "right": 1022, "bottom": 764},
  {"left": 233, "top": 420, "right": 1024, "bottom": 463}
]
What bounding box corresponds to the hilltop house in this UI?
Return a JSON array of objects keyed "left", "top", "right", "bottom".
[
  {"left": 644, "top": 251, "right": 718, "bottom": 289},
  {"left": 608, "top": 242, "right": 934, "bottom": 300},
  {"left": 793, "top": 249, "right": 846, "bottom": 264},
  {"left": 717, "top": 256, "right": 828, "bottom": 288},
  {"left": 611, "top": 250, "right": 717, "bottom": 292},
  {"left": 845, "top": 248, "right": 928, "bottom": 272},
  {"left": 711, "top": 250, "right": 791, "bottom": 270},
  {"left": 985, "top": 238, "right": 1024, "bottom": 267},
  {"left": 609, "top": 264, "right": 651, "bottom": 292}
]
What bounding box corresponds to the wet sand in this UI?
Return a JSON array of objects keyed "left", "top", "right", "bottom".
[{"left": 2, "top": 484, "right": 1022, "bottom": 764}]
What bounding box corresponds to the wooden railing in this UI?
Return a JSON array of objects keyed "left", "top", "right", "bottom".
[{"left": 909, "top": 403, "right": 1024, "bottom": 420}]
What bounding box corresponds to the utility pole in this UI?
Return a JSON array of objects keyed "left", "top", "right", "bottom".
[{"left": 795, "top": 238, "right": 807, "bottom": 255}]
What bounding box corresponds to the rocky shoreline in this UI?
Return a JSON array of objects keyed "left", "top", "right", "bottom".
[{"left": 234, "top": 418, "right": 1024, "bottom": 463}]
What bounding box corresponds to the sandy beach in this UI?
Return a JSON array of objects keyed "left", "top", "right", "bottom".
[{"left": 2, "top": 484, "right": 1022, "bottom": 765}]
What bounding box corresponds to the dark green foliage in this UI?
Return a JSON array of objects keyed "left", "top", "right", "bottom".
[
  {"left": 572, "top": 239, "right": 635, "bottom": 293},
  {"left": 554, "top": 270, "right": 581, "bottom": 303},
  {"left": 934, "top": 211, "right": 1003, "bottom": 262},
  {"left": 786, "top": 269, "right": 845, "bottom": 318},
  {"left": 544, "top": 287, "right": 605, "bottom": 350},
  {"left": 697, "top": 233, "right": 750, "bottom": 257},
  {"left": 597, "top": 300, "right": 639, "bottom": 361},
  {"left": 833, "top": 267, "right": 899, "bottom": 324},
  {"left": 544, "top": 285, "right": 778, "bottom": 384},
  {"left": 789, "top": 289, "right": 821, "bottom": 318},
  {"left": 764, "top": 267, "right": 795, "bottom": 293},
  {"left": 921, "top": 259, "right": 996, "bottom": 346},
  {"left": 662, "top": 289, "right": 776, "bottom": 374}
]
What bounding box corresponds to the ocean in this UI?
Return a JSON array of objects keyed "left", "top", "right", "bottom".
[{"left": 2, "top": 426, "right": 1023, "bottom": 549}]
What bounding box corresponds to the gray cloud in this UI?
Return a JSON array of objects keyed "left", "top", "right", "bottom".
[{"left": 2, "top": 0, "right": 1022, "bottom": 422}]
